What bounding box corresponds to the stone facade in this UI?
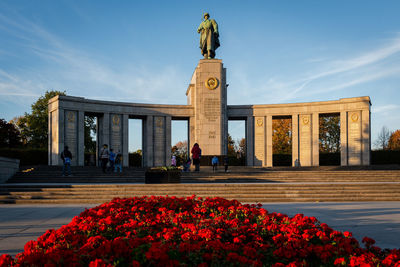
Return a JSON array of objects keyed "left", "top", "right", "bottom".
[{"left": 49, "top": 59, "right": 371, "bottom": 167}]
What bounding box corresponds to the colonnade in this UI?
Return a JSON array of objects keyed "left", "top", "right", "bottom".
[{"left": 48, "top": 93, "right": 371, "bottom": 168}]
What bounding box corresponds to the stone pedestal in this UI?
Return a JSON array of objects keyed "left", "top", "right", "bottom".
[{"left": 186, "top": 59, "right": 227, "bottom": 156}]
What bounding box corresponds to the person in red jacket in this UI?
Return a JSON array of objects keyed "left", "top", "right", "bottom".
[{"left": 191, "top": 143, "right": 201, "bottom": 171}]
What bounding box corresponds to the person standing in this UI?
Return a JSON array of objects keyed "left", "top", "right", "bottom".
[
  {"left": 171, "top": 155, "right": 177, "bottom": 167},
  {"left": 61, "top": 146, "right": 72, "bottom": 176},
  {"left": 224, "top": 156, "right": 229, "bottom": 173},
  {"left": 114, "top": 150, "right": 123, "bottom": 173},
  {"left": 108, "top": 148, "right": 116, "bottom": 172},
  {"left": 212, "top": 156, "right": 219, "bottom": 172},
  {"left": 183, "top": 158, "right": 191, "bottom": 172},
  {"left": 191, "top": 143, "right": 201, "bottom": 171},
  {"left": 100, "top": 144, "right": 109, "bottom": 173}
]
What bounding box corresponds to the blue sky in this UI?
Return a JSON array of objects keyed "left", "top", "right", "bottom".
[{"left": 1, "top": 0, "right": 400, "bottom": 151}]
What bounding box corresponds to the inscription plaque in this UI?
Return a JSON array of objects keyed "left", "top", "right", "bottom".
[
  {"left": 111, "top": 114, "right": 122, "bottom": 152},
  {"left": 204, "top": 98, "right": 219, "bottom": 122}
]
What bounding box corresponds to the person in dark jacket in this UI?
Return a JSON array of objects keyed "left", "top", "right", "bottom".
[
  {"left": 61, "top": 146, "right": 72, "bottom": 176},
  {"left": 191, "top": 143, "right": 201, "bottom": 171},
  {"left": 224, "top": 156, "right": 229, "bottom": 173},
  {"left": 99, "top": 144, "right": 109, "bottom": 173}
]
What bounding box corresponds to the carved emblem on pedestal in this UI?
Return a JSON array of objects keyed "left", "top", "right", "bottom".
[
  {"left": 351, "top": 113, "right": 359, "bottom": 122},
  {"left": 67, "top": 112, "right": 75, "bottom": 122},
  {"left": 155, "top": 117, "right": 163, "bottom": 127},
  {"left": 205, "top": 77, "right": 219, "bottom": 90},
  {"left": 256, "top": 118, "right": 263, "bottom": 127},
  {"left": 112, "top": 115, "right": 120, "bottom": 126},
  {"left": 302, "top": 116, "right": 310, "bottom": 125}
]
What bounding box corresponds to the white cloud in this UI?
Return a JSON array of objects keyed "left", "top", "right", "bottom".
[{"left": 373, "top": 104, "right": 400, "bottom": 114}]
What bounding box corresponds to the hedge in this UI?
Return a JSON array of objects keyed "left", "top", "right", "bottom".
[
  {"left": 0, "top": 148, "right": 48, "bottom": 165},
  {"left": 371, "top": 150, "right": 400, "bottom": 165}
]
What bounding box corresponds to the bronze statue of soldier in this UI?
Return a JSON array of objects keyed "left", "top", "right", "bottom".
[{"left": 197, "top": 12, "right": 220, "bottom": 59}]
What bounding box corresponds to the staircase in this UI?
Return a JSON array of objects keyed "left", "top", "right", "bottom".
[{"left": 1, "top": 165, "right": 400, "bottom": 204}]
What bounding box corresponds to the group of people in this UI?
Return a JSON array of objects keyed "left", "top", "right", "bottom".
[
  {"left": 60, "top": 144, "right": 123, "bottom": 176},
  {"left": 171, "top": 143, "right": 229, "bottom": 172},
  {"left": 99, "top": 144, "right": 123, "bottom": 173},
  {"left": 62, "top": 142, "right": 231, "bottom": 175}
]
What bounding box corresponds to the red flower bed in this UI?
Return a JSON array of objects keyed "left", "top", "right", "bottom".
[{"left": 1, "top": 196, "right": 400, "bottom": 266}]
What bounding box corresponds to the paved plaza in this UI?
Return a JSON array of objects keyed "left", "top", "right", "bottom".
[{"left": 0, "top": 202, "right": 399, "bottom": 256}]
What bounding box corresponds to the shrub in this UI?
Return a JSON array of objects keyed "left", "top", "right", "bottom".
[
  {"left": 0, "top": 148, "right": 47, "bottom": 165},
  {"left": 319, "top": 152, "right": 341, "bottom": 166},
  {"left": 371, "top": 150, "right": 400, "bottom": 165},
  {"left": 129, "top": 152, "right": 142, "bottom": 167}
]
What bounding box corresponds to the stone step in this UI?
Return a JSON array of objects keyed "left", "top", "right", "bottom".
[
  {"left": 2, "top": 196, "right": 400, "bottom": 204},
  {"left": 1, "top": 182, "right": 400, "bottom": 204},
  {"left": 3, "top": 167, "right": 400, "bottom": 204}
]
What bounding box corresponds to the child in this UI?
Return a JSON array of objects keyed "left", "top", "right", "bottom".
[
  {"left": 171, "top": 155, "right": 177, "bottom": 167},
  {"left": 183, "top": 158, "right": 191, "bottom": 172},
  {"left": 108, "top": 149, "right": 116, "bottom": 172},
  {"left": 212, "top": 156, "right": 219, "bottom": 172}
]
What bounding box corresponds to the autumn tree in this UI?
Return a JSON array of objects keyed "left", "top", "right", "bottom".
[
  {"left": 227, "top": 134, "right": 236, "bottom": 157},
  {"left": 374, "top": 126, "right": 391, "bottom": 150},
  {"left": 319, "top": 115, "right": 340, "bottom": 153},
  {"left": 272, "top": 117, "right": 292, "bottom": 154},
  {"left": 15, "top": 90, "right": 66, "bottom": 148},
  {"left": 238, "top": 138, "right": 246, "bottom": 156},
  {"left": 171, "top": 140, "right": 188, "bottom": 165},
  {"left": 388, "top": 130, "right": 400, "bottom": 151}
]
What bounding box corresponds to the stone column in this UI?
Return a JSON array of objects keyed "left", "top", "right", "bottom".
[
  {"left": 143, "top": 115, "right": 153, "bottom": 167},
  {"left": 122, "top": 114, "right": 129, "bottom": 167},
  {"left": 292, "top": 114, "right": 299, "bottom": 166},
  {"left": 77, "top": 111, "right": 85, "bottom": 166},
  {"left": 312, "top": 113, "right": 319, "bottom": 166},
  {"left": 49, "top": 108, "right": 64, "bottom": 165},
  {"left": 246, "top": 116, "right": 255, "bottom": 166},
  {"left": 192, "top": 59, "right": 227, "bottom": 156},
  {"left": 189, "top": 116, "right": 195, "bottom": 154},
  {"left": 298, "top": 114, "right": 312, "bottom": 166},
  {"left": 266, "top": 115, "right": 273, "bottom": 167},
  {"left": 48, "top": 110, "right": 52, "bottom": 165},
  {"left": 64, "top": 110, "right": 78, "bottom": 166},
  {"left": 347, "top": 111, "right": 362, "bottom": 165},
  {"left": 98, "top": 112, "right": 110, "bottom": 152},
  {"left": 165, "top": 116, "right": 172, "bottom": 166},
  {"left": 153, "top": 116, "right": 166, "bottom": 167},
  {"left": 253, "top": 116, "right": 265, "bottom": 166},
  {"left": 340, "top": 111, "right": 348, "bottom": 166},
  {"left": 110, "top": 114, "right": 122, "bottom": 157},
  {"left": 361, "top": 109, "right": 370, "bottom": 165}
]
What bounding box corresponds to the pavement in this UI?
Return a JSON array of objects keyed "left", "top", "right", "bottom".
[{"left": 0, "top": 202, "right": 399, "bottom": 256}]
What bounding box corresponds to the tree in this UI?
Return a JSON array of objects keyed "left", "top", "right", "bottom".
[
  {"left": 272, "top": 118, "right": 292, "bottom": 154},
  {"left": 388, "top": 130, "right": 400, "bottom": 151},
  {"left": 0, "top": 118, "right": 23, "bottom": 148},
  {"left": 227, "top": 133, "right": 236, "bottom": 157},
  {"left": 319, "top": 115, "right": 340, "bottom": 153},
  {"left": 171, "top": 140, "right": 188, "bottom": 166},
  {"left": 374, "top": 126, "right": 391, "bottom": 150},
  {"left": 238, "top": 138, "right": 246, "bottom": 156},
  {"left": 16, "top": 90, "right": 66, "bottom": 148},
  {"left": 84, "top": 116, "right": 96, "bottom": 153}
]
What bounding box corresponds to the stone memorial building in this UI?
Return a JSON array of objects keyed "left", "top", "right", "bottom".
[
  {"left": 48, "top": 58, "right": 371, "bottom": 168},
  {"left": 49, "top": 13, "right": 371, "bottom": 168}
]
